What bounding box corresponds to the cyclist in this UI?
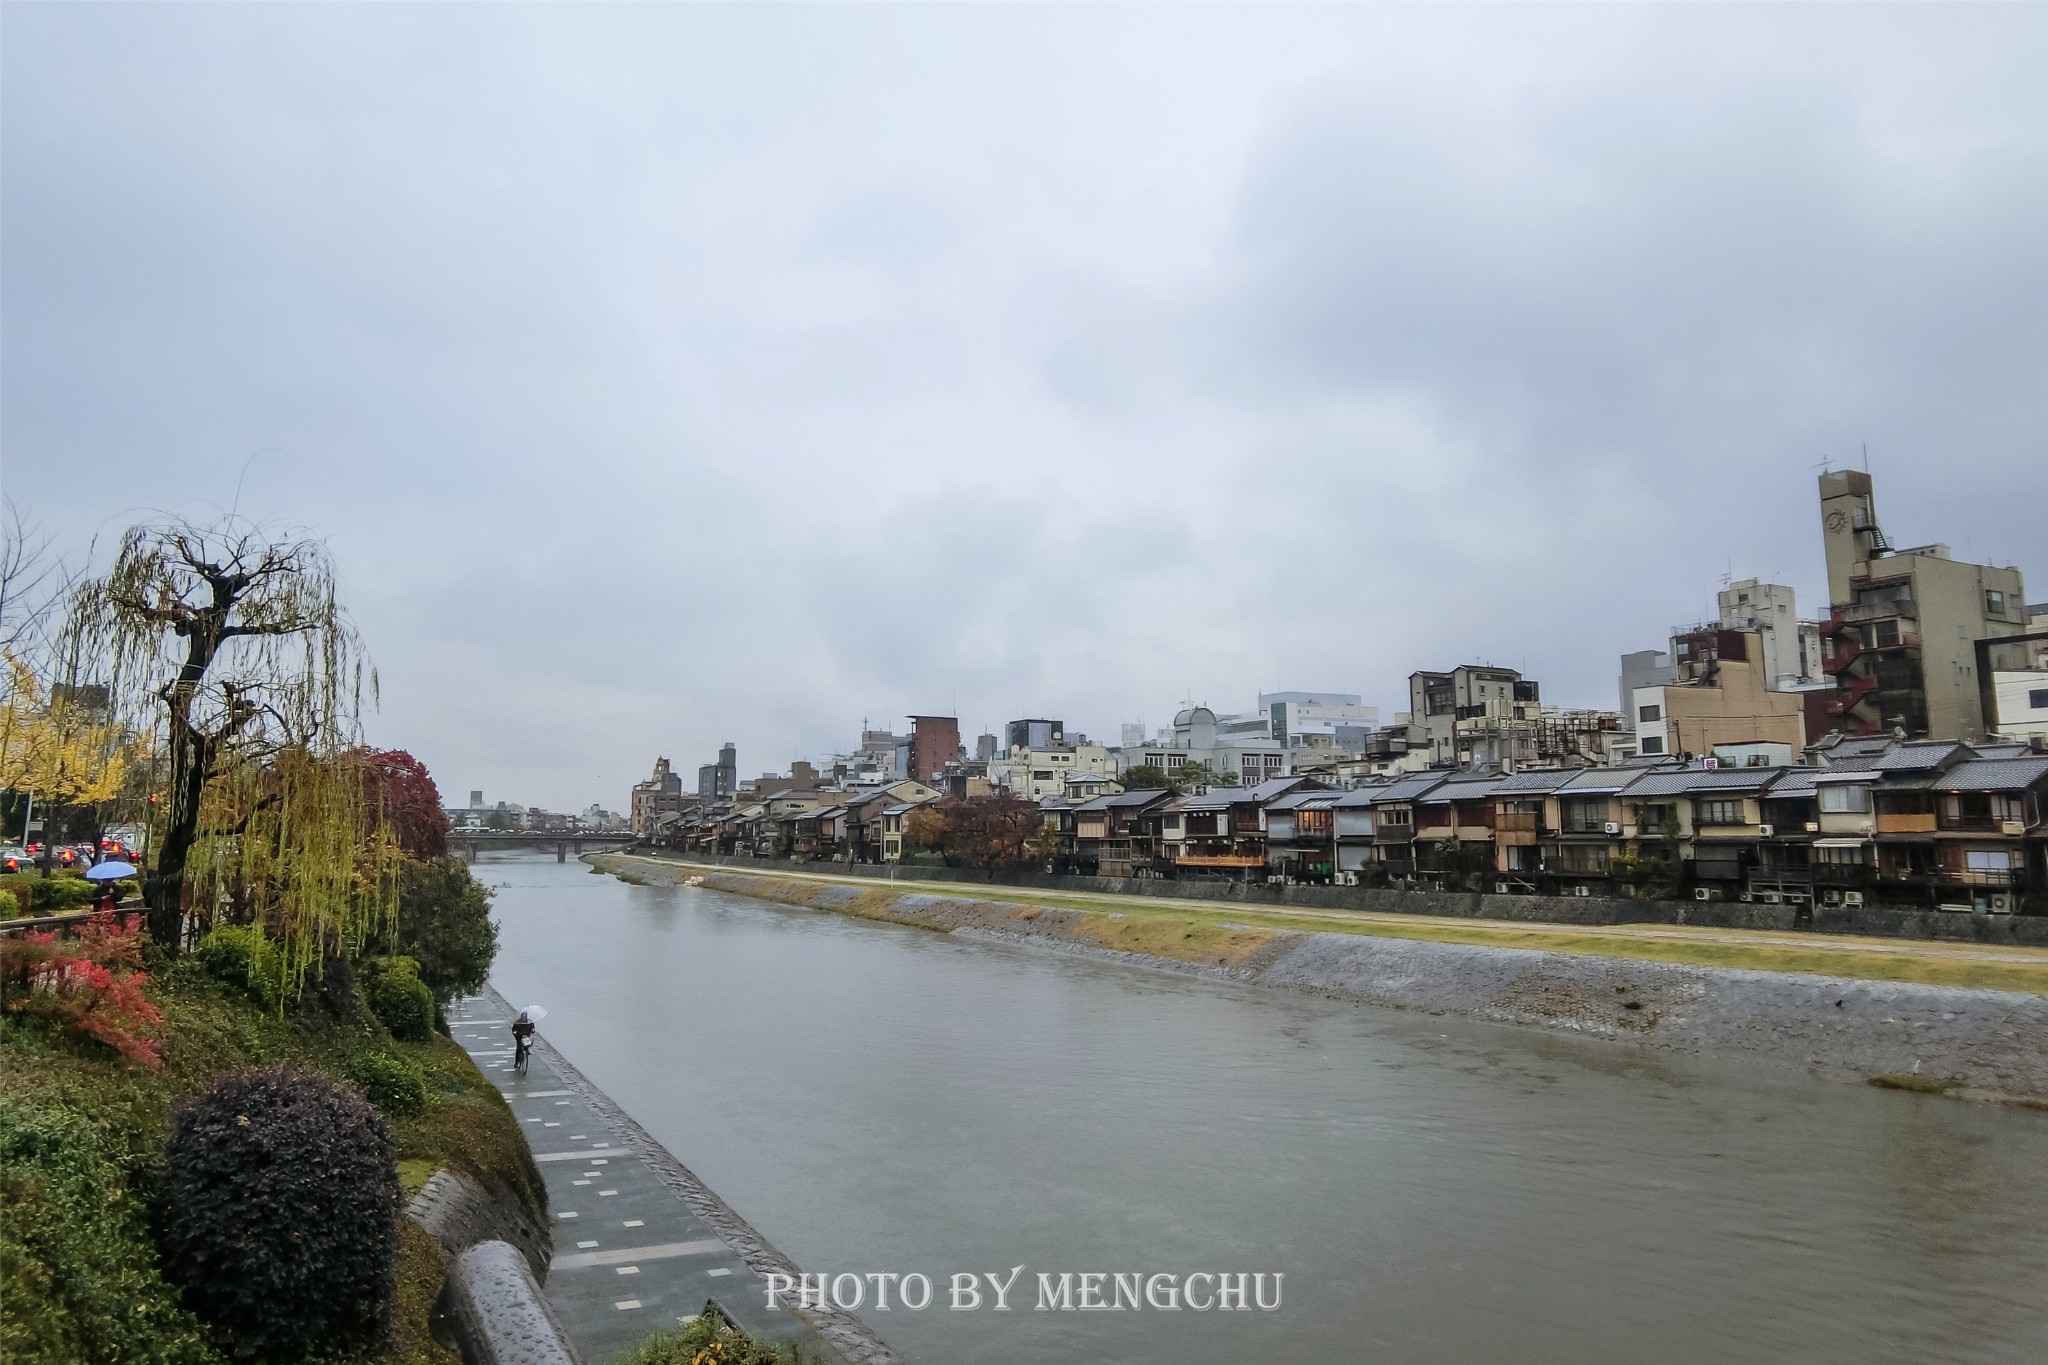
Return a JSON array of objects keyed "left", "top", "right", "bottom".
[{"left": 511, "top": 1011, "right": 535, "bottom": 1073}]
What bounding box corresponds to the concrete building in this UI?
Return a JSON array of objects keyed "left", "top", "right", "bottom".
[
  {"left": 1716, "top": 579, "right": 1824, "bottom": 691},
  {"left": 1407, "top": 666, "right": 1542, "bottom": 768},
  {"left": 1631, "top": 629, "right": 1809, "bottom": 759},
  {"left": 908, "top": 715, "right": 962, "bottom": 782},
  {"left": 989, "top": 739, "right": 1114, "bottom": 801},
  {"left": 1005, "top": 718, "right": 1064, "bottom": 751},
  {"left": 1258, "top": 692, "right": 1380, "bottom": 750},
  {"left": 1116, "top": 706, "right": 1288, "bottom": 786},
  {"left": 1618, "top": 651, "right": 1676, "bottom": 731},
  {"left": 629, "top": 757, "right": 686, "bottom": 835},
  {"left": 696, "top": 742, "right": 737, "bottom": 801},
  {"left": 1817, "top": 470, "right": 2028, "bottom": 741}
]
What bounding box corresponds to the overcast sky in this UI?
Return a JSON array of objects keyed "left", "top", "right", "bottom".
[{"left": 4, "top": 5, "right": 2044, "bottom": 812}]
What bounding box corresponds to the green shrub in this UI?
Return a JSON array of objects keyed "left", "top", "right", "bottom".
[
  {"left": 391, "top": 860, "right": 497, "bottom": 1006},
  {"left": 0, "top": 1100, "right": 219, "bottom": 1365},
  {"left": 622, "top": 1310, "right": 819, "bottom": 1365},
  {"left": 0, "top": 874, "right": 33, "bottom": 918},
  {"left": 160, "top": 1068, "right": 399, "bottom": 1361},
  {"left": 194, "top": 926, "right": 285, "bottom": 1010},
  {"left": 363, "top": 957, "right": 435, "bottom": 1041},
  {"left": 29, "top": 875, "right": 94, "bottom": 913},
  {"left": 347, "top": 1050, "right": 427, "bottom": 1117}
]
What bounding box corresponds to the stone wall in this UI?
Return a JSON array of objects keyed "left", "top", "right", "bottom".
[{"left": 649, "top": 850, "right": 2048, "bottom": 946}]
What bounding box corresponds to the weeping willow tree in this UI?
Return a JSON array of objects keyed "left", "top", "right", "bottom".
[{"left": 68, "top": 517, "right": 390, "bottom": 970}]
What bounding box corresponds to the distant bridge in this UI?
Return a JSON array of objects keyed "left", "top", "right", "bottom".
[{"left": 451, "top": 831, "right": 642, "bottom": 863}]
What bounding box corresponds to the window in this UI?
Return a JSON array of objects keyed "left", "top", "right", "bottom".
[
  {"left": 1819, "top": 784, "right": 1871, "bottom": 813},
  {"left": 1638, "top": 704, "right": 1662, "bottom": 723},
  {"left": 1866, "top": 619, "right": 1900, "bottom": 649},
  {"left": 1817, "top": 844, "right": 1866, "bottom": 867},
  {"left": 1966, "top": 850, "right": 2012, "bottom": 871},
  {"left": 2030, "top": 688, "right": 2048, "bottom": 710},
  {"left": 1640, "top": 736, "right": 1665, "bottom": 755},
  {"left": 1698, "top": 798, "right": 1745, "bottom": 827},
  {"left": 1986, "top": 589, "right": 2006, "bottom": 616}
]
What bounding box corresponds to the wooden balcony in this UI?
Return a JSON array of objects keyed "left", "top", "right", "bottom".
[
  {"left": 1176, "top": 853, "right": 1267, "bottom": 869},
  {"left": 1875, "top": 813, "right": 1937, "bottom": 835}
]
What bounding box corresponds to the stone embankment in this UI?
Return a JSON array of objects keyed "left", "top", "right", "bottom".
[
  {"left": 653, "top": 851, "right": 2048, "bottom": 945},
  {"left": 593, "top": 856, "right": 2048, "bottom": 1105}
]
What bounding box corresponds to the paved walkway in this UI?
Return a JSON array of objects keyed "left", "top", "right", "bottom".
[{"left": 445, "top": 993, "right": 889, "bottom": 1364}]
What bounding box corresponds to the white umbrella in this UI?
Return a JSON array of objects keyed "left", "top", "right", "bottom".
[{"left": 520, "top": 1005, "right": 548, "bottom": 1023}]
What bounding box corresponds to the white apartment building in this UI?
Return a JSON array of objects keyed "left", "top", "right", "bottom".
[
  {"left": 1258, "top": 691, "right": 1380, "bottom": 749},
  {"left": 988, "top": 741, "right": 1114, "bottom": 801}
]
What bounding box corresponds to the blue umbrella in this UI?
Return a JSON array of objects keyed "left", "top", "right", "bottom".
[{"left": 85, "top": 861, "right": 137, "bottom": 881}]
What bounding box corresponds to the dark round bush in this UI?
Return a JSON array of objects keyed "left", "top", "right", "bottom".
[
  {"left": 160, "top": 1068, "right": 399, "bottom": 1361},
  {"left": 364, "top": 957, "right": 435, "bottom": 1041}
]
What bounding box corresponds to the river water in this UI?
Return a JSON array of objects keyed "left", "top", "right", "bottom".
[{"left": 483, "top": 856, "right": 2048, "bottom": 1365}]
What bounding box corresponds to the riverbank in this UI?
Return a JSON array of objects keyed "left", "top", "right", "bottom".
[
  {"left": 591, "top": 854, "right": 2048, "bottom": 1105},
  {"left": 446, "top": 989, "right": 894, "bottom": 1365}
]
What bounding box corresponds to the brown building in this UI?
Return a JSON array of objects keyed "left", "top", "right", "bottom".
[
  {"left": 629, "top": 757, "right": 685, "bottom": 835},
  {"left": 907, "top": 715, "right": 961, "bottom": 782}
]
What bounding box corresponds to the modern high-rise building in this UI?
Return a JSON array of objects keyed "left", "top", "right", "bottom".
[
  {"left": 697, "top": 742, "right": 737, "bottom": 800},
  {"left": 468, "top": 790, "right": 484, "bottom": 809},
  {"left": 1817, "top": 471, "right": 2029, "bottom": 740}
]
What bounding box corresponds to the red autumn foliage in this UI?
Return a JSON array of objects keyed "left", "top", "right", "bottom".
[
  {"left": 0, "top": 913, "right": 165, "bottom": 1065},
  {"left": 354, "top": 747, "right": 450, "bottom": 858},
  {"left": 904, "top": 795, "right": 1044, "bottom": 871}
]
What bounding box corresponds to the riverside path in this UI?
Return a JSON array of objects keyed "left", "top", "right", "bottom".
[{"left": 444, "top": 989, "right": 894, "bottom": 1364}]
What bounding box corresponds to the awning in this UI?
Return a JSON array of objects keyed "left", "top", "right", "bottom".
[{"left": 1812, "top": 837, "right": 1871, "bottom": 849}]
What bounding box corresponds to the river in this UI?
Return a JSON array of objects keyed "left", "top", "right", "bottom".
[{"left": 482, "top": 855, "right": 2048, "bottom": 1365}]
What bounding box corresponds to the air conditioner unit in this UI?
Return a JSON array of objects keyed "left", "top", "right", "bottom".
[
  {"left": 1760, "top": 892, "right": 1783, "bottom": 904},
  {"left": 1804, "top": 822, "right": 1820, "bottom": 833},
  {"left": 1738, "top": 890, "right": 1755, "bottom": 902},
  {"left": 1843, "top": 892, "right": 1864, "bottom": 907},
  {"left": 1495, "top": 882, "right": 1512, "bottom": 895},
  {"left": 1989, "top": 894, "right": 2015, "bottom": 914},
  {"left": 1858, "top": 821, "right": 1875, "bottom": 835},
  {"left": 1823, "top": 889, "right": 1842, "bottom": 904},
  {"left": 1573, "top": 885, "right": 1593, "bottom": 897},
  {"left": 2001, "top": 821, "right": 2025, "bottom": 837},
  {"left": 1694, "top": 887, "right": 1713, "bottom": 901},
  {"left": 1757, "top": 824, "right": 1774, "bottom": 837},
  {"left": 1604, "top": 822, "right": 1622, "bottom": 835}
]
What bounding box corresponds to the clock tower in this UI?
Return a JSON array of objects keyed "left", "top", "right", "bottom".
[{"left": 1818, "top": 469, "right": 1882, "bottom": 610}]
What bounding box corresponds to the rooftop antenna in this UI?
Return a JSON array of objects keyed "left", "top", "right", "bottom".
[
  {"left": 1811, "top": 455, "right": 1831, "bottom": 476},
  {"left": 1861, "top": 442, "right": 1870, "bottom": 472}
]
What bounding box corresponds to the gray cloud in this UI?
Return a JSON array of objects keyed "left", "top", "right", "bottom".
[{"left": 4, "top": 5, "right": 2042, "bottom": 809}]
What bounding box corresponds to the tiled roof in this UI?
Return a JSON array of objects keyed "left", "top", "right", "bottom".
[
  {"left": 1268, "top": 789, "right": 1341, "bottom": 811},
  {"left": 1370, "top": 773, "right": 1449, "bottom": 803},
  {"left": 1872, "top": 742, "right": 1968, "bottom": 771},
  {"left": 1765, "top": 769, "right": 1819, "bottom": 796},
  {"left": 1555, "top": 768, "right": 1639, "bottom": 795},
  {"left": 1423, "top": 777, "right": 1504, "bottom": 803},
  {"left": 1493, "top": 769, "right": 1576, "bottom": 793},
  {"left": 1618, "top": 766, "right": 1782, "bottom": 798},
  {"left": 1931, "top": 757, "right": 2048, "bottom": 792}
]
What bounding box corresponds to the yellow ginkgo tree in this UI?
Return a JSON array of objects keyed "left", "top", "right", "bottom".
[{"left": 0, "top": 650, "right": 145, "bottom": 844}]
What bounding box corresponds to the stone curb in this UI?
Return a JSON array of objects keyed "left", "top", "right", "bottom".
[{"left": 441, "top": 1239, "right": 582, "bottom": 1365}]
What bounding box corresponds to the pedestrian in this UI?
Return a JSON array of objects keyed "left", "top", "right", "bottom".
[
  {"left": 94, "top": 884, "right": 118, "bottom": 915},
  {"left": 511, "top": 1010, "right": 535, "bottom": 1073}
]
